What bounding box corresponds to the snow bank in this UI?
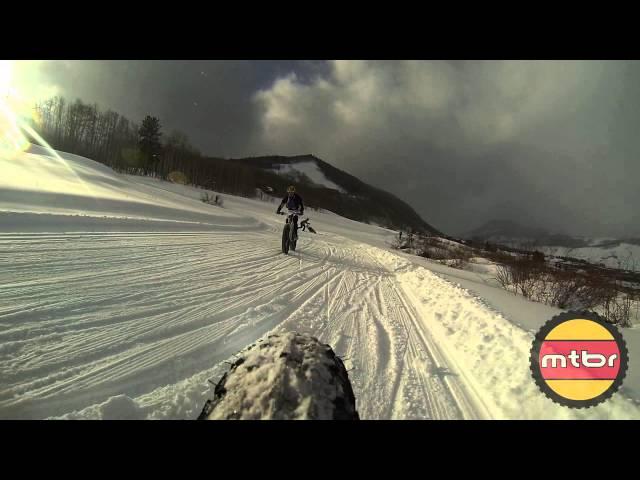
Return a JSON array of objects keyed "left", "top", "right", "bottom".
[
  {"left": 53, "top": 394, "right": 149, "bottom": 420},
  {"left": 396, "top": 260, "right": 640, "bottom": 419}
]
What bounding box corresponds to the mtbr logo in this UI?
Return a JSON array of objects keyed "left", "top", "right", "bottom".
[{"left": 530, "top": 311, "right": 629, "bottom": 408}]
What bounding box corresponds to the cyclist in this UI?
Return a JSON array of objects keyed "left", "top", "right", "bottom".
[{"left": 276, "top": 185, "right": 304, "bottom": 236}]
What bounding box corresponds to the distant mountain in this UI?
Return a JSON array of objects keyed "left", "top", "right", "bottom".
[
  {"left": 466, "top": 220, "right": 549, "bottom": 241},
  {"left": 225, "top": 154, "right": 440, "bottom": 234},
  {"left": 465, "top": 220, "right": 590, "bottom": 248},
  {"left": 464, "top": 220, "right": 640, "bottom": 271}
]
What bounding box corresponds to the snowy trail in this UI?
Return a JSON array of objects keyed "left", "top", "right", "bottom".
[
  {"left": 2, "top": 146, "right": 639, "bottom": 419},
  {"left": 0, "top": 226, "right": 485, "bottom": 419},
  {"left": 272, "top": 240, "right": 489, "bottom": 419}
]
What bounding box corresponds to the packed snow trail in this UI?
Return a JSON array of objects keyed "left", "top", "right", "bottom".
[
  {"left": 0, "top": 229, "right": 487, "bottom": 419},
  {"left": 1, "top": 146, "right": 639, "bottom": 419}
]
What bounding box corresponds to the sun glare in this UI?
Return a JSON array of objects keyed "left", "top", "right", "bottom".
[
  {"left": 0, "top": 60, "right": 95, "bottom": 197},
  {"left": 0, "top": 60, "right": 61, "bottom": 158},
  {"left": 0, "top": 60, "right": 11, "bottom": 94},
  {"left": 0, "top": 61, "right": 31, "bottom": 157}
]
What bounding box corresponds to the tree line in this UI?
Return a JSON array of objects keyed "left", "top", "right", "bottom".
[
  {"left": 31, "top": 95, "right": 259, "bottom": 197},
  {"left": 29, "top": 95, "right": 431, "bottom": 232}
]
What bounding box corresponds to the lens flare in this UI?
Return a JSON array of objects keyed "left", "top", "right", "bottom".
[
  {"left": 0, "top": 60, "right": 10, "bottom": 92},
  {"left": 0, "top": 60, "right": 94, "bottom": 197},
  {"left": 0, "top": 102, "right": 30, "bottom": 158},
  {"left": 1, "top": 61, "right": 32, "bottom": 158}
]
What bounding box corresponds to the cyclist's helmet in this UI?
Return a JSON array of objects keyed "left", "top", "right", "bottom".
[{"left": 287, "top": 185, "right": 296, "bottom": 194}]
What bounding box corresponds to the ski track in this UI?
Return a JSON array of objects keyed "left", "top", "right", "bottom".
[{"left": 0, "top": 219, "right": 490, "bottom": 420}]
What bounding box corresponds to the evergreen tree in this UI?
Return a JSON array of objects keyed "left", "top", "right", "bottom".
[{"left": 138, "top": 115, "right": 162, "bottom": 173}]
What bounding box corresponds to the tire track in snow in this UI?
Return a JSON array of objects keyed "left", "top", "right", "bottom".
[
  {"left": 0, "top": 227, "right": 488, "bottom": 420},
  {"left": 0, "top": 230, "right": 353, "bottom": 418}
]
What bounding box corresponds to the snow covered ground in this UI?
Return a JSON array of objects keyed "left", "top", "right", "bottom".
[{"left": 1, "top": 145, "right": 639, "bottom": 419}]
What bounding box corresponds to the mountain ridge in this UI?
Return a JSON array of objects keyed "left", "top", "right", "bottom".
[{"left": 213, "top": 154, "right": 441, "bottom": 234}]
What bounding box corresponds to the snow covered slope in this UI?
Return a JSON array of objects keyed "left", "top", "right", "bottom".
[
  {"left": 271, "top": 161, "right": 346, "bottom": 193},
  {"left": 1, "top": 146, "right": 639, "bottom": 419},
  {"left": 0, "top": 144, "right": 258, "bottom": 232},
  {"left": 541, "top": 243, "right": 640, "bottom": 271}
]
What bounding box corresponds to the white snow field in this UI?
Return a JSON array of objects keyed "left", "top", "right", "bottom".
[{"left": 1, "top": 145, "right": 639, "bottom": 420}]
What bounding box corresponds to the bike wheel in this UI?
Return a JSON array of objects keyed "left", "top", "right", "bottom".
[
  {"left": 281, "top": 224, "right": 290, "bottom": 254},
  {"left": 290, "top": 228, "right": 297, "bottom": 251},
  {"left": 289, "top": 221, "right": 297, "bottom": 251},
  {"left": 198, "top": 332, "right": 360, "bottom": 420}
]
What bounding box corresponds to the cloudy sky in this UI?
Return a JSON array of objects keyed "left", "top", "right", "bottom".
[{"left": 12, "top": 60, "right": 640, "bottom": 237}]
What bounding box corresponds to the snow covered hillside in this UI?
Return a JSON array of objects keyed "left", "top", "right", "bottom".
[
  {"left": 271, "top": 161, "right": 346, "bottom": 193},
  {"left": 1, "top": 145, "right": 639, "bottom": 419},
  {"left": 541, "top": 243, "right": 640, "bottom": 271}
]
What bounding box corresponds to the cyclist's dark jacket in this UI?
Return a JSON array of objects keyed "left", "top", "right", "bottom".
[{"left": 278, "top": 193, "right": 304, "bottom": 213}]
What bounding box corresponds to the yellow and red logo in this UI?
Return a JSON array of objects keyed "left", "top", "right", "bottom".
[{"left": 530, "top": 311, "right": 628, "bottom": 408}]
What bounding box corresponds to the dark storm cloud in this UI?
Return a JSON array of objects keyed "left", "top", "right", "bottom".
[
  {"left": 36, "top": 60, "right": 640, "bottom": 237},
  {"left": 39, "top": 60, "right": 324, "bottom": 157},
  {"left": 253, "top": 60, "right": 640, "bottom": 237}
]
